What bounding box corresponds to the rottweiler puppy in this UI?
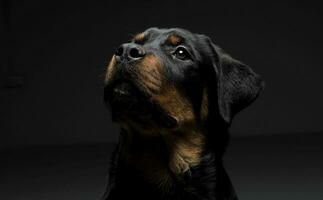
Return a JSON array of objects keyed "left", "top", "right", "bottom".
[{"left": 103, "top": 27, "right": 264, "bottom": 200}]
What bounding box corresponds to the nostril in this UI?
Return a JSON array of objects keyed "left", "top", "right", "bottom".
[
  {"left": 129, "top": 47, "right": 145, "bottom": 59},
  {"left": 115, "top": 44, "right": 145, "bottom": 60},
  {"left": 115, "top": 46, "right": 124, "bottom": 57}
]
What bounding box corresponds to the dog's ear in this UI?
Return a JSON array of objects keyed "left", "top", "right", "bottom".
[{"left": 203, "top": 37, "right": 265, "bottom": 124}]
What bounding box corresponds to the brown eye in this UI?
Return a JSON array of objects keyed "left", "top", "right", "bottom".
[{"left": 173, "top": 46, "right": 190, "bottom": 60}]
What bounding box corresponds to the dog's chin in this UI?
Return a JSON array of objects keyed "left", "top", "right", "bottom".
[
  {"left": 105, "top": 81, "right": 150, "bottom": 115},
  {"left": 104, "top": 81, "right": 178, "bottom": 129}
]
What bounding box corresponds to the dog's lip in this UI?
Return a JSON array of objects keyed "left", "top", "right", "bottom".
[
  {"left": 105, "top": 79, "right": 149, "bottom": 101},
  {"left": 112, "top": 82, "right": 132, "bottom": 97}
]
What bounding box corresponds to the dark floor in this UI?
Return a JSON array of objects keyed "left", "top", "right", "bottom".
[
  {"left": 1, "top": 133, "right": 322, "bottom": 200},
  {"left": 225, "top": 133, "right": 323, "bottom": 200}
]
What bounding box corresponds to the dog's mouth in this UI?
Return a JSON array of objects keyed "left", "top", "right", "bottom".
[
  {"left": 112, "top": 81, "right": 143, "bottom": 100},
  {"left": 105, "top": 79, "right": 148, "bottom": 110},
  {"left": 104, "top": 80, "right": 178, "bottom": 129}
]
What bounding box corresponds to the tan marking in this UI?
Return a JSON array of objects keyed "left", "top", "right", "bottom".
[
  {"left": 134, "top": 32, "right": 146, "bottom": 43},
  {"left": 137, "top": 54, "right": 198, "bottom": 128},
  {"left": 136, "top": 54, "right": 164, "bottom": 94},
  {"left": 152, "top": 85, "right": 195, "bottom": 127},
  {"left": 104, "top": 55, "right": 117, "bottom": 84},
  {"left": 166, "top": 130, "right": 205, "bottom": 175},
  {"left": 200, "top": 87, "right": 209, "bottom": 121},
  {"left": 167, "top": 34, "right": 183, "bottom": 46}
]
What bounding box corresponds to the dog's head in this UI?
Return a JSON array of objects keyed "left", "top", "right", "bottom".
[{"left": 104, "top": 27, "right": 264, "bottom": 134}]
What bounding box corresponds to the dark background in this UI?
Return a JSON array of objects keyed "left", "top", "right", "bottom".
[
  {"left": 1, "top": 1, "right": 323, "bottom": 200},
  {"left": 1, "top": 0, "right": 322, "bottom": 148}
]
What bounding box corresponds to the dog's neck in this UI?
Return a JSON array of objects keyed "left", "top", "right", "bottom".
[
  {"left": 118, "top": 126, "right": 205, "bottom": 190},
  {"left": 110, "top": 124, "right": 238, "bottom": 200}
]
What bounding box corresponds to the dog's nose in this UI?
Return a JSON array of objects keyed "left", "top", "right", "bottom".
[{"left": 115, "top": 43, "right": 146, "bottom": 61}]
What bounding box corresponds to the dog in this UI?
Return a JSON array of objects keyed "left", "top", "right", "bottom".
[{"left": 103, "top": 27, "right": 264, "bottom": 200}]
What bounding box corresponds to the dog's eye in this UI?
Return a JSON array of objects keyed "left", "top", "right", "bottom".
[{"left": 173, "top": 46, "right": 190, "bottom": 60}]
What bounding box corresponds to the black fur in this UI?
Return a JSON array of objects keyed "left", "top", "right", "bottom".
[{"left": 103, "top": 28, "right": 264, "bottom": 200}]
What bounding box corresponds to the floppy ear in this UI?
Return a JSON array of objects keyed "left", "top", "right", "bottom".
[{"left": 204, "top": 38, "right": 265, "bottom": 124}]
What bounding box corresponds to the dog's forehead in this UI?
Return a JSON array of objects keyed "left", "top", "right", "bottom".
[
  {"left": 142, "top": 28, "right": 197, "bottom": 44},
  {"left": 133, "top": 28, "right": 210, "bottom": 63}
]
